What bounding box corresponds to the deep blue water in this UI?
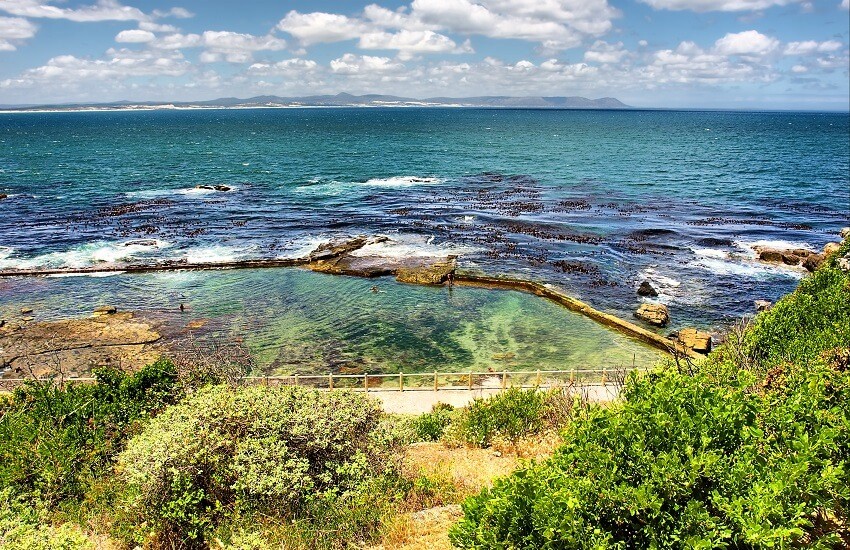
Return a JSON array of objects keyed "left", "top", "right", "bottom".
[{"left": 1, "top": 108, "right": 848, "bottom": 329}]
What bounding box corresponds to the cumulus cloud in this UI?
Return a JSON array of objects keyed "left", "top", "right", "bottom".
[
  {"left": 0, "top": 0, "right": 147, "bottom": 22},
  {"left": 584, "top": 40, "right": 628, "bottom": 63},
  {"left": 279, "top": 0, "right": 619, "bottom": 51},
  {"left": 0, "top": 15, "right": 36, "bottom": 51},
  {"left": 638, "top": 0, "right": 800, "bottom": 11},
  {"left": 145, "top": 31, "right": 287, "bottom": 63},
  {"left": 713, "top": 30, "right": 779, "bottom": 56},
  {"left": 115, "top": 29, "right": 155, "bottom": 43},
  {"left": 359, "top": 30, "right": 472, "bottom": 59},
  {"left": 783, "top": 40, "right": 842, "bottom": 55},
  {"left": 330, "top": 53, "right": 404, "bottom": 74}
]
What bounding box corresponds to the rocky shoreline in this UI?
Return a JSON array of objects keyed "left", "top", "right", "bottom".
[{"left": 4, "top": 229, "right": 848, "bottom": 379}]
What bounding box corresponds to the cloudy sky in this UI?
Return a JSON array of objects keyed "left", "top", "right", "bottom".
[{"left": 0, "top": 0, "right": 848, "bottom": 109}]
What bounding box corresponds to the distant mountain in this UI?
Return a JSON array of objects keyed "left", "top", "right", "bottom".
[{"left": 0, "top": 92, "right": 631, "bottom": 112}]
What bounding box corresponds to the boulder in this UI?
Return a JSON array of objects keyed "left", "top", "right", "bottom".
[
  {"left": 93, "top": 305, "right": 118, "bottom": 316},
  {"left": 634, "top": 303, "right": 669, "bottom": 327},
  {"left": 781, "top": 253, "right": 801, "bottom": 266},
  {"left": 840, "top": 227, "right": 850, "bottom": 239},
  {"left": 754, "top": 300, "right": 772, "bottom": 312},
  {"left": 838, "top": 257, "right": 850, "bottom": 272},
  {"left": 213, "top": 185, "right": 231, "bottom": 192},
  {"left": 803, "top": 253, "right": 825, "bottom": 272},
  {"left": 824, "top": 242, "right": 841, "bottom": 256},
  {"left": 0, "top": 194, "right": 7, "bottom": 200},
  {"left": 676, "top": 328, "right": 712, "bottom": 354},
  {"left": 20, "top": 307, "right": 33, "bottom": 315},
  {"left": 637, "top": 280, "right": 658, "bottom": 297},
  {"left": 757, "top": 248, "right": 785, "bottom": 263}
]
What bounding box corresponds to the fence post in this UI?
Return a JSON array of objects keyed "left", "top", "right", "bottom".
[
  {"left": 434, "top": 371, "right": 438, "bottom": 392},
  {"left": 501, "top": 371, "right": 507, "bottom": 390},
  {"left": 328, "top": 372, "right": 333, "bottom": 390},
  {"left": 601, "top": 369, "right": 607, "bottom": 387},
  {"left": 468, "top": 370, "right": 473, "bottom": 390},
  {"left": 399, "top": 372, "right": 404, "bottom": 392},
  {"left": 364, "top": 373, "right": 368, "bottom": 393},
  {"left": 536, "top": 369, "right": 541, "bottom": 387},
  {"left": 294, "top": 374, "right": 299, "bottom": 387},
  {"left": 570, "top": 369, "right": 574, "bottom": 384}
]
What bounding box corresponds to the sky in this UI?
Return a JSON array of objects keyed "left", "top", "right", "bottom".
[{"left": 0, "top": 0, "right": 848, "bottom": 109}]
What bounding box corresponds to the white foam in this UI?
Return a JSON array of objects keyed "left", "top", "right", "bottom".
[
  {"left": 360, "top": 176, "right": 443, "bottom": 187},
  {"left": 689, "top": 256, "right": 804, "bottom": 279},
  {"left": 276, "top": 236, "right": 332, "bottom": 259},
  {"left": 349, "top": 234, "right": 479, "bottom": 259},
  {"left": 125, "top": 186, "right": 236, "bottom": 199},
  {"left": 183, "top": 244, "right": 256, "bottom": 264},
  {"left": 736, "top": 239, "right": 815, "bottom": 257},
  {"left": 691, "top": 247, "right": 729, "bottom": 259},
  {"left": 0, "top": 240, "right": 168, "bottom": 270},
  {"left": 47, "top": 271, "right": 126, "bottom": 278}
]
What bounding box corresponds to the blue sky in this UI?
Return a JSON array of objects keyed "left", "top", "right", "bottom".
[{"left": 0, "top": 0, "right": 848, "bottom": 109}]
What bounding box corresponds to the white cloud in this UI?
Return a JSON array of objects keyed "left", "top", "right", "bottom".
[
  {"left": 115, "top": 29, "right": 155, "bottom": 43},
  {"left": 358, "top": 30, "right": 472, "bottom": 59},
  {"left": 783, "top": 40, "right": 842, "bottom": 55},
  {"left": 200, "top": 31, "right": 287, "bottom": 63},
  {"left": 0, "top": 0, "right": 147, "bottom": 22},
  {"left": 713, "top": 30, "right": 779, "bottom": 56},
  {"left": 841, "top": 0, "right": 849, "bottom": 9},
  {"left": 0, "top": 15, "right": 36, "bottom": 51},
  {"left": 138, "top": 21, "right": 178, "bottom": 33},
  {"left": 247, "top": 58, "right": 319, "bottom": 76},
  {"left": 151, "top": 32, "right": 200, "bottom": 50},
  {"left": 638, "top": 0, "right": 800, "bottom": 11},
  {"left": 152, "top": 7, "right": 193, "bottom": 19},
  {"left": 329, "top": 53, "right": 404, "bottom": 74},
  {"left": 277, "top": 11, "right": 369, "bottom": 45},
  {"left": 584, "top": 40, "right": 628, "bottom": 63}
]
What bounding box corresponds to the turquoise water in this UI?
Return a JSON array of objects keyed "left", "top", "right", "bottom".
[
  {"left": 0, "top": 108, "right": 848, "bottom": 350},
  {"left": 0, "top": 268, "right": 663, "bottom": 374}
]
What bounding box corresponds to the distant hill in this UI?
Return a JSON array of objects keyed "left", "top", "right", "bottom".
[{"left": 0, "top": 92, "right": 631, "bottom": 112}]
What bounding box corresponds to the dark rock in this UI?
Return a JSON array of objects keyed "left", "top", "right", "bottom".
[
  {"left": 637, "top": 280, "right": 658, "bottom": 297},
  {"left": 634, "top": 303, "right": 669, "bottom": 327},
  {"left": 213, "top": 185, "right": 231, "bottom": 192},
  {"left": 803, "top": 253, "right": 825, "bottom": 272},
  {"left": 781, "top": 254, "right": 801, "bottom": 266},
  {"left": 196, "top": 185, "right": 215, "bottom": 190},
  {"left": 757, "top": 249, "right": 785, "bottom": 263},
  {"left": 124, "top": 239, "right": 159, "bottom": 247},
  {"left": 93, "top": 305, "right": 118, "bottom": 316},
  {"left": 754, "top": 300, "right": 772, "bottom": 312},
  {"left": 696, "top": 237, "right": 734, "bottom": 247},
  {"left": 0, "top": 194, "right": 7, "bottom": 200}
]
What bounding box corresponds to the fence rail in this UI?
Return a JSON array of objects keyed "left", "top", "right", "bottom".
[{"left": 0, "top": 367, "right": 646, "bottom": 393}]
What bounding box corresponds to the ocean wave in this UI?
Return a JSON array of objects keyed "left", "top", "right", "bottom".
[
  {"left": 358, "top": 176, "right": 443, "bottom": 187},
  {"left": 0, "top": 240, "right": 168, "bottom": 270},
  {"left": 348, "top": 233, "right": 480, "bottom": 259},
  {"left": 46, "top": 271, "right": 126, "bottom": 278},
  {"left": 689, "top": 255, "right": 804, "bottom": 279},
  {"left": 182, "top": 244, "right": 257, "bottom": 264},
  {"left": 735, "top": 239, "right": 814, "bottom": 257},
  {"left": 125, "top": 185, "right": 237, "bottom": 199}
]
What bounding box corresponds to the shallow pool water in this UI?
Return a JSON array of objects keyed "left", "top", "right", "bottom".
[{"left": 0, "top": 268, "right": 664, "bottom": 374}]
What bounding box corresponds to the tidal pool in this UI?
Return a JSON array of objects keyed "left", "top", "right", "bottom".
[{"left": 0, "top": 268, "right": 664, "bottom": 375}]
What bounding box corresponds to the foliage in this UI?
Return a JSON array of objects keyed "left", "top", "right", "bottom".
[
  {"left": 446, "top": 388, "right": 574, "bottom": 448},
  {"left": 117, "top": 385, "right": 388, "bottom": 547},
  {"left": 0, "top": 359, "right": 178, "bottom": 506},
  {"left": 0, "top": 488, "right": 93, "bottom": 550},
  {"left": 450, "top": 238, "right": 850, "bottom": 549},
  {"left": 412, "top": 402, "right": 456, "bottom": 441}
]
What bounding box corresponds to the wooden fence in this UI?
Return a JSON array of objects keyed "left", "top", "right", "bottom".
[{"left": 0, "top": 367, "right": 642, "bottom": 393}]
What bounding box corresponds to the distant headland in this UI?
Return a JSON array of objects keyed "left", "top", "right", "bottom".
[{"left": 0, "top": 92, "right": 630, "bottom": 112}]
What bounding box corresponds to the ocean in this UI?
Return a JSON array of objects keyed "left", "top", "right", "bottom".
[{"left": 1, "top": 108, "right": 847, "bottom": 373}]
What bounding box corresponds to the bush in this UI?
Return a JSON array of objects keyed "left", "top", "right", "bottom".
[
  {"left": 117, "top": 385, "right": 387, "bottom": 546},
  {"left": 451, "top": 248, "right": 850, "bottom": 549},
  {"left": 0, "top": 489, "right": 93, "bottom": 550},
  {"left": 412, "top": 402, "right": 456, "bottom": 441},
  {"left": 447, "top": 388, "right": 572, "bottom": 448},
  {"left": 0, "top": 359, "right": 178, "bottom": 505}
]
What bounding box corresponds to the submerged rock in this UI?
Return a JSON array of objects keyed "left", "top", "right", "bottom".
[
  {"left": 213, "top": 185, "right": 231, "bottom": 192},
  {"left": 20, "top": 307, "right": 33, "bottom": 315},
  {"left": 676, "top": 327, "right": 712, "bottom": 354},
  {"left": 124, "top": 239, "right": 159, "bottom": 247},
  {"left": 93, "top": 305, "right": 118, "bottom": 316},
  {"left": 634, "top": 303, "right": 669, "bottom": 327},
  {"left": 754, "top": 300, "right": 772, "bottom": 312},
  {"left": 637, "top": 280, "right": 658, "bottom": 297}
]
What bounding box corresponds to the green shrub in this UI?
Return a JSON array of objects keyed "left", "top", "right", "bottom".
[
  {"left": 0, "top": 359, "right": 178, "bottom": 505},
  {"left": 452, "top": 244, "right": 850, "bottom": 548},
  {"left": 412, "top": 402, "right": 456, "bottom": 441},
  {"left": 117, "top": 385, "right": 387, "bottom": 547},
  {"left": 447, "top": 388, "right": 570, "bottom": 448},
  {"left": 0, "top": 489, "right": 93, "bottom": 550}
]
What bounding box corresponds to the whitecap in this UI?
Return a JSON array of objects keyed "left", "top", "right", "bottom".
[
  {"left": 47, "top": 271, "right": 126, "bottom": 278},
  {"left": 182, "top": 244, "right": 256, "bottom": 264},
  {"left": 349, "top": 234, "right": 480, "bottom": 259},
  {"left": 358, "top": 176, "right": 443, "bottom": 187},
  {"left": 0, "top": 240, "right": 168, "bottom": 270}
]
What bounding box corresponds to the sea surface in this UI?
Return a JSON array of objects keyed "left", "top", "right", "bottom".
[{"left": 1, "top": 108, "right": 848, "bottom": 373}]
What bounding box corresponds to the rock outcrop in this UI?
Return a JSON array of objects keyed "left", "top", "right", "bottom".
[
  {"left": 93, "top": 305, "right": 118, "bottom": 316},
  {"left": 396, "top": 257, "right": 457, "bottom": 285},
  {"left": 803, "top": 253, "right": 825, "bottom": 272},
  {"left": 637, "top": 281, "right": 658, "bottom": 297},
  {"left": 754, "top": 300, "right": 772, "bottom": 312},
  {"left": 823, "top": 242, "right": 841, "bottom": 256},
  {"left": 1, "top": 312, "right": 163, "bottom": 378},
  {"left": 675, "top": 328, "right": 712, "bottom": 354},
  {"left": 634, "top": 303, "right": 669, "bottom": 327}
]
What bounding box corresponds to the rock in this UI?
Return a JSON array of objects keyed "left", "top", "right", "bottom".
[
  {"left": 637, "top": 280, "right": 658, "bottom": 297},
  {"left": 781, "top": 254, "right": 801, "bottom": 266},
  {"left": 0, "top": 320, "right": 5, "bottom": 328},
  {"left": 824, "top": 242, "right": 841, "bottom": 256},
  {"left": 754, "top": 300, "right": 772, "bottom": 312},
  {"left": 840, "top": 227, "right": 850, "bottom": 239},
  {"left": 0, "top": 194, "right": 7, "bottom": 200},
  {"left": 196, "top": 185, "right": 215, "bottom": 190},
  {"left": 20, "top": 308, "right": 33, "bottom": 315},
  {"left": 803, "top": 253, "right": 825, "bottom": 272},
  {"left": 676, "top": 327, "right": 712, "bottom": 354},
  {"left": 93, "top": 305, "right": 117, "bottom": 316},
  {"left": 757, "top": 249, "right": 785, "bottom": 263},
  {"left": 634, "top": 303, "right": 669, "bottom": 327},
  {"left": 22, "top": 317, "right": 34, "bottom": 322},
  {"left": 124, "top": 239, "right": 158, "bottom": 247},
  {"left": 396, "top": 257, "right": 457, "bottom": 285},
  {"left": 213, "top": 185, "right": 231, "bottom": 192},
  {"left": 838, "top": 257, "right": 850, "bottom": 272}
]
